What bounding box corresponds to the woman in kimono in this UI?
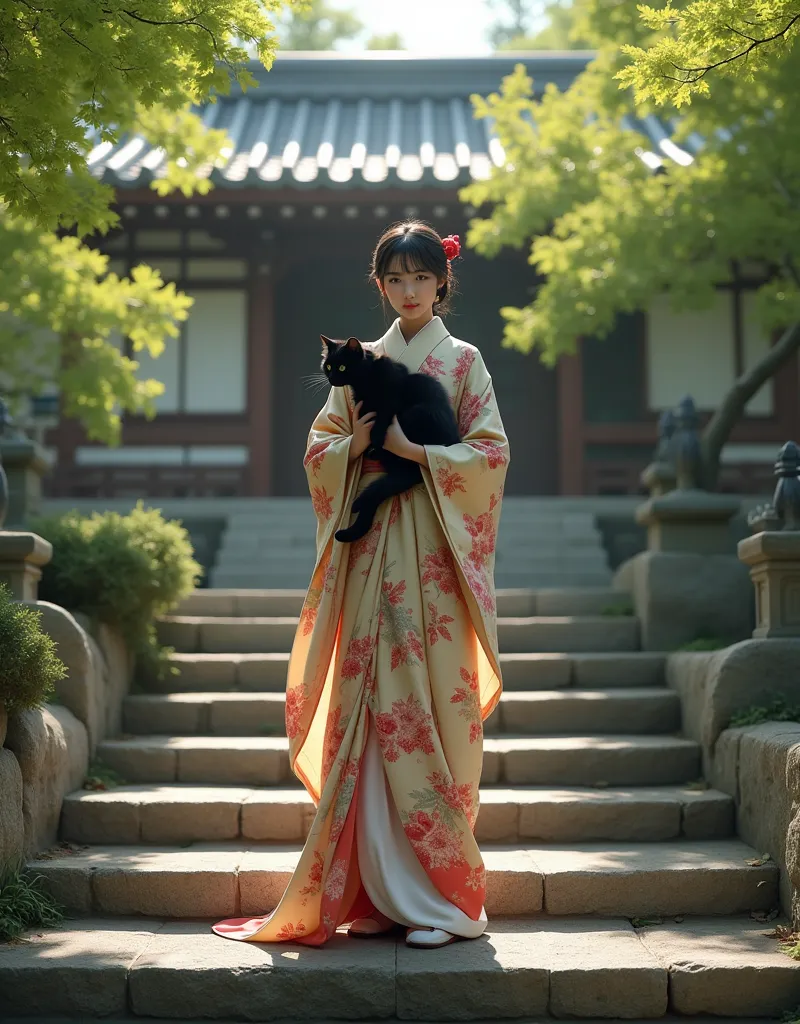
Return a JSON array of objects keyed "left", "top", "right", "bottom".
[{"left": 213, "top": 221, "right": 509, "bottom": 949}]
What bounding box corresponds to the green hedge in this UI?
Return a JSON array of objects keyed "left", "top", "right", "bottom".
[
  {"left": 0, "top": 584, "right": 67, "bottom": 713},
  {"left": 32, "top": 502, "right": 202, "bottom": 680}
]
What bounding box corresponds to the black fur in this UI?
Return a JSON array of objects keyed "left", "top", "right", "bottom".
[{"left": 320, "top": 335, "right": 460, "bottom": 543}]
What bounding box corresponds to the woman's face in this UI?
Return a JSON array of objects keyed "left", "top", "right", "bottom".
[{"left": 380, "top": 261, "right": 444, "bottom": 322}]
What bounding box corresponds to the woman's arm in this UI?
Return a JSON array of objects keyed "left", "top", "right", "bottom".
[{"left": 382, "top": 417, "right": 430, "bottom": 468}]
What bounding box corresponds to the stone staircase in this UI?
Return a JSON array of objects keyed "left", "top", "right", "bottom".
[
  {"left": 5, "top": 587, "right": 800, "bottom": 1021},
  {"left": 211, "top": 499, "right": 614, "bottom": 590}
]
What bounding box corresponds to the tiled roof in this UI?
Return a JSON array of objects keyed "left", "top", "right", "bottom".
[{"left": 87, "top": 53, "right": 697, "bottom": 192}]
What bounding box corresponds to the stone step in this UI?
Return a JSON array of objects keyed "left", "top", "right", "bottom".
[
  {"left": 175, "top": 588, "right": 629, "bottom": 620},
  {"left": 149, "top": 650, "right": 665, "bottom": 694},
  {"left": 61, "top": 784, "right": 734, "bottom": 846},
  {"left": 157, "top": 615, "right": 641, "bottom": 655},
  {"left": 211, "top": 569, "right": 616, "bottom": 590},
  {"left": 498, "top": 617, "right": 639, "bottom": 654},
  {"left": 215, "top": 550, "right": 611, "bottom": 573},
  {"left": 95, "top": 734, "right": 700, "bottom": 786},
  {"left": 26, "top": 840, "right": 777, "bottom": 921},
  {"left": 5, "top": 915, "right": 795, "bottom": 1021},
  {"left": 122, "top": 689, "right": 680, "bottom": 738}
]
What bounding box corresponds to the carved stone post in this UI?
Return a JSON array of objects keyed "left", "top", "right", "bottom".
[
  {"left": 0, "top": 398, "right": 52, "bottom": 529},
  {"left": 739, "top": 441, "right": 800, "bottom": 638},
  {"left": 618, "top": 394, "right": 752, "bottom": 650}
]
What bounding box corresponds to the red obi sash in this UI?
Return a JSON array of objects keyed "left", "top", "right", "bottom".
[{"left": 361, "top": 457, "right": 384, "bottom": 475}]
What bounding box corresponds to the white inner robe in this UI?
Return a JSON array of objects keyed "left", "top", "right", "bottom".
[{"left": 356, "top": 717, "right": 488, "bottom": 938}]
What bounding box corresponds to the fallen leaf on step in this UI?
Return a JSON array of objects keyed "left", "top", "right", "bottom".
[
  {"left": 686, "top": 779, "right": 710, "bottom": 791},
  {"left": 631, "top": 917, "right": 663, "bottom": 928},
  {"left": 745, "top": 853, "right": 772, "bottom": 867}
]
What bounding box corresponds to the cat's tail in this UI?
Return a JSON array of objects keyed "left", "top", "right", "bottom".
[{"left": 335, "top": 463, "right": 422, "bottom": 543}]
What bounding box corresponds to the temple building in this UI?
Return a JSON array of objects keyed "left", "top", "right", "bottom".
[{"left": 42, "top": 52, "right": 799, "bottom": 501}]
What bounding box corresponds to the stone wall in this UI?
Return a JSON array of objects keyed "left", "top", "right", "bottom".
[
  {"left": 0, "top": 605, "right": 133, "bottom": 865},
  {"left": 666, "top": 642, "right": 800, "bottom": 919}
]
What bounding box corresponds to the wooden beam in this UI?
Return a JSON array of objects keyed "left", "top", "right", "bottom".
[
  {"left": 557, "top": 347, "right": 584, "bottom": 495},
  {"left": 248, "top": 272, "right": 274, "bottom": 495}
]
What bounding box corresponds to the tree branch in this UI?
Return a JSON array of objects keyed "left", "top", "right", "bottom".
[
  {"left": 701, "top": 318, "right": 800, "bottom": 485},
  {"left": 667, "top": 14, "right": 800, "bottom": 85}
]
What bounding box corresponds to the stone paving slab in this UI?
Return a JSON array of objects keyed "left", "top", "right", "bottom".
[
  {"left": 28, "top": 840, "right": 775, "bottom": 920},
  {"left": 61, "top": 784, "right": 734, "bottom": 847},
  {"left": 638, "top": 917, "right": 800, "bottom": 1017},
  {"left": 96, "top": 736, "right": 291, "bottom": 785},
  {"left": 2, "top": 915, "right": 795, "bottom": 1021}
]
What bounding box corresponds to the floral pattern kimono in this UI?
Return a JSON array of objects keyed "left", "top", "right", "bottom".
[{"left": 213, "top": 315, "right": 509, "bottom": 945}]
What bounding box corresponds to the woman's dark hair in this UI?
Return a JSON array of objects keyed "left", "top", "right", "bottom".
[{"left": 370, "top": 220, "right": 457, "bottom": 315}]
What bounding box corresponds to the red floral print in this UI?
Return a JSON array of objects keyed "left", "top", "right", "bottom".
[
  {"left": 403, "top": 810, "right": 466, "bottom": 871},
  {"left": 324, "top": 858, "right": 349, "bottom": 901},
  {"left": 463, "top": 559, "right": 496, "bottom": 615},
  {"left": 304, "top": 441, "right": 328, "bottom": 476},
  {"left": 421, "top": 353, "right": 446, "bottom": 379},
  {"left": 311, "top": 486, "right": 334, "bottom": 520},
  {"left": 383, "top": 578, "right": 407, "bottom": 607},
  {"left": 464, "top": 493, "right": 499, "bottom": 567},
  {"left": 452, "top": 348, "right": 475, "bottom": 386},
  {"left": 458, "top": 387, "right": 490, "bottom": 437},
  {"left": 428, "top": 770, "right": 473, "bottom": 819},
  {"left": 276, "top": 921, "right": 307, "bottom": 941},
  {"left": 471, "top": 439, "right": 508, "bottom": 469},
  {"left": 348, "top": 518, "right": 382, "bottom": 574},
  {"left": 285, "top": 687, "right": 306, "bottom": 739},
  {"left": 451, "top": 667, "right": 482, "bottom": 743},
  {"left": 341, "top": 633, "right": 376, "bottom": 680},
  {"left": 300, "top": 851, "right": 324, "bottom": 903},
  {"left": 436, "top": 465, "right": 467, "bottom": 498},
  {"left": 465, "top": 864, "right": 486, "bottom": 892},
  {"left": 322, "top": 704, "right": 346, "bottom": 781},
  {"left": 380, "top": 575, "right": 425, "bottom": 671},
  {"left": 426, "top": 603, "right": 454, "bottom": 645},
  {"left": 421, "top": 545, "right": 462, "bottom": 599},
  {"left": 374, "top": 694, "right": 435, "bottom": 762}
]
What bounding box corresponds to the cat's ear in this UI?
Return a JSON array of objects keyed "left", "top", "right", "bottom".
[
  {"left": 320, "top": 335, "right": 335, "bottom": 354},
  {"left": 346, "top": 337, "right": 362, "bottom": 353}
]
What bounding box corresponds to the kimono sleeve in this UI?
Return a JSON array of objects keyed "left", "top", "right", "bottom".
[
  {"left": 303, "top": 385, "right": 361, "bottom": 548},
  {"left": 422, "top": 349, "right": 510, "bottom": 693}
]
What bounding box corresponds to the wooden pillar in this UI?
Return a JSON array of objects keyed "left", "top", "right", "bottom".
[
  {"left": 557, "top": 344, "right": 585, "bottom": 495},
  {"left": 248, "top": 270, "right": 274, "bottom": 496}
]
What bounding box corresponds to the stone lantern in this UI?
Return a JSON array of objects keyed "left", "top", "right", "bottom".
[{"left": 738, "top": 441, "right": 800, "bottom": 638}]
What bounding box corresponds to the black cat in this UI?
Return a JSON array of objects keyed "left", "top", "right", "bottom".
[{"left": 320, "top": 335, "right": 460, "bottom": 543}]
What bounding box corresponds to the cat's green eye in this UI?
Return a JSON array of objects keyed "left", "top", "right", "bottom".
[
  {"left": 339, "top": 364, "right": 346, "bottom": 371},
  {"left": 325, "top": 364, "right": 331, "bottom": 370}
]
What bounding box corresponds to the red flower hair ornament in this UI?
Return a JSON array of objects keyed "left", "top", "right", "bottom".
[{"left": 442, "top": 234, "right": 462, "bottom": 262}]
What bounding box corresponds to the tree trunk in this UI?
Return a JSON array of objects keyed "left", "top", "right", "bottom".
[{"left": 701, "top": 319, "right": 800, "bottom": 489}]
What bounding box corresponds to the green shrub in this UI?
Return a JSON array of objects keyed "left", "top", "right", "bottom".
[
  {"left": 677, "top": 636, "right": 729, "bottom": 652},
  {"left": 0, "top": 866, "right": 64, "bottom": 942},
  {"left": 32, "top": 502, "right": 201, "bottom": 681},
  {"left": 730, "top": 699, "right": 800, "bottom": 728},
  {"left": 0, "top": 584, "right": 67, "bottom": 714}
]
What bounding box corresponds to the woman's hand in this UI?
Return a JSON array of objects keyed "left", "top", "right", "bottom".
[
  {"left": 384, "top": 417, "right": 429, "bottom": 467},
  {"left": 330, "top": 401, "right": 376, "bottom": 461}
]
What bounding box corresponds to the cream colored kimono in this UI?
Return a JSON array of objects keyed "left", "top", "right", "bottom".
[{"left": 213, "top": 316, "right": 510, "bottom": 945}]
